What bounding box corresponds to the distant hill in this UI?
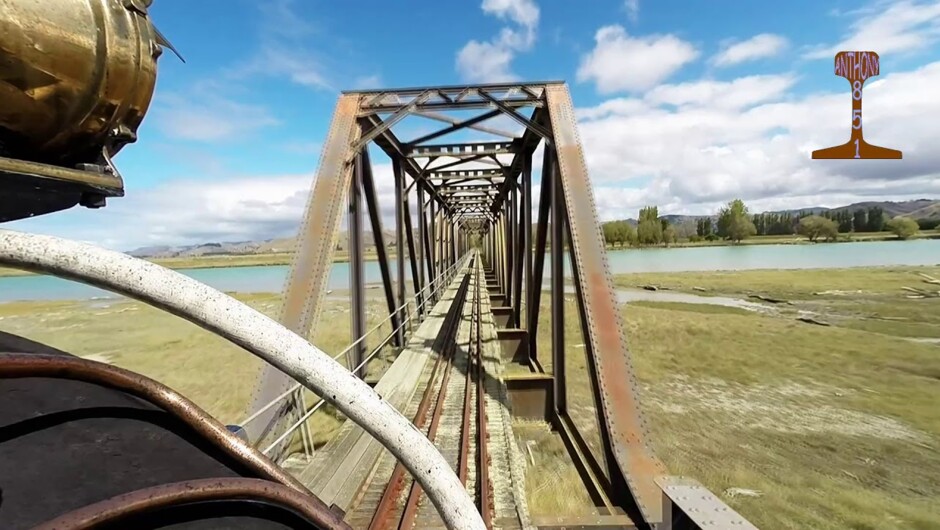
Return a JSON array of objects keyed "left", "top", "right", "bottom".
[
  {"left": 767, "top": 199, "right": 940, "bottom": 219},
  {"left": 610, "top": 199, "right": 940, "bottom": 226},
  {"left": 129, "top": 229, "right": 400, "bottom": 258},
  {"left": 128, "top": 199, "right": 939, "bottom": 257}
]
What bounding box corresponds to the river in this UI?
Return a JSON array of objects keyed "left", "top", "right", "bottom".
[{"left": 1, "top": 239, "right": 938, "bottom": 303}]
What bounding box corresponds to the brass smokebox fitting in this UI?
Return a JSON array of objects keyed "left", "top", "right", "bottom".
[
  {"left": 0, "top": 0, "right": 163, "bottom": 166},
  {"left": 0, "top": 0, "right": 173, "bottom": 221}
]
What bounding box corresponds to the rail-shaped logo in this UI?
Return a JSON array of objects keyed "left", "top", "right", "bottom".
[{"left": 812, "top": 51, "right": 902, "bottom": 160}]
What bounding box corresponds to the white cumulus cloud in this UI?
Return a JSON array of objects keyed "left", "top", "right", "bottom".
[
  {"left": 576, "top": 26, "right": 699, "bottom": 93},
  {"left": 576, "top": 61, "right": 940, "bottom": 221},
  {"left": 456, "top": 0, "right": 540, "bottom": 82},
  {"left": 804, "top": 0, "right": 940, "bottom": 59},
  {"left": 711, "top": 33, "right": 789, "bottom": 67}
]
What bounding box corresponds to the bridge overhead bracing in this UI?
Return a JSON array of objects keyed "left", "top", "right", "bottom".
[{"left": 242, "top": 82, "right": 757, "bottom": 529}]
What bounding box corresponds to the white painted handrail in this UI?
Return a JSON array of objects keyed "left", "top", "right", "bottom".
[{"left": 0, "top": 229, "right": 485, "bottom": 530}]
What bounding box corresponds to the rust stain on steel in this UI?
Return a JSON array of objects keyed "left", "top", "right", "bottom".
[
  {"left": 31, "top": 478, "right": 351, "bottom": 530},
  {"left": 544, "top": 84, "right": 667, "bottom": 525},
  {"left": 247, "top": 93, "right": 363, "bottom": 441},
  {"left": 0, "top": 353, "right": 310, "bottom": 495}
]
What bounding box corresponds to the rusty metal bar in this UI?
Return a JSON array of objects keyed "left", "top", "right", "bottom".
[
  {"left": 550, "top": 152, "right": 566, "bottom": 413},
  {"left": 247, "top": 94, "right": 360, "bottom": 445},
  {"left": 528, "top": 145, "right": 552, "bottom": 363},
  {"left": 564, "top": 203, "right": 616, "bottom": 485},
  {"left": 477, "top": 89, "right": 553, "bottom": 142},
  {"left": 31, "top": 478, "right": 350, "bottom": 530},
  {"left": 394, "top": 157, "right": 407, "bottom": 343},
  {"left": 412, "top": 110, "right": 518, "bottom": 139},
  {"left": 361, "top": 148, "right": 403, "bottom": 348},
  {"left": 403, "top": 190, "right": 424, "bottom": 317},
  {"left": 418, "top": 184, "right": 430, "bottom": 305},
  {"left": 349, "top": 151, "right": 367, "bottom": 378},
  {"left": 512, "top": 179, "right": 524, "bottom": 327},
  {"left": 429, "top": 199, "right": 439, "bottom": 300},
  {"left": 522, "top": 149, "right": 533, "bottom": 335},
  {"left": 545, "top": 84, "right": 667, "bottom": 526}
]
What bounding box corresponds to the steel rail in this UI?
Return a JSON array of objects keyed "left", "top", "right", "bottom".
[
  {"left": 397, "top": 257, "right": 474, "bottom": 529},
  {"left": 368, "top": 268, "right": 472, "bottom": 530},
  {"left": 0, "top": 229, "right": 486, "bottom": 530},
  {"left": 475, "top": 260, "right": 493, "bottom": 527},
  {"left": 457, "top": 262, "right": 476, "bottom": 485}
]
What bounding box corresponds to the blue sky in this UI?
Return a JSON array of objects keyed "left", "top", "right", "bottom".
[{"left": 9, "top": 0, "right": 940, "bottom": 250}]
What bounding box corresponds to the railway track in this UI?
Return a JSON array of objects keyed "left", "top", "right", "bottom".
[
  {"left": 368, "top": 255, "right": 493, "bottom": 529},
  {"left": 336, "top": 254, "right": 505, "bottom": 530}
]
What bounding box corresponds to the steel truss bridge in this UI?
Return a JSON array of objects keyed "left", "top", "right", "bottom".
[
  {"left": 238, "top": 81, "right": 757, "bottom": 530},
  {"left": 0, "top": 81, "right": 758, "bottom": 530}
]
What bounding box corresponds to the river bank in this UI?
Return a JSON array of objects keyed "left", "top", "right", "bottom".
[
  {"left": 2, "top": 231, "right": 937, "bottom": 279},
  {"left": 0, "top": 250, "right": 379, "bottom": 278},
  {"left": 604, "top": 230, "right": 938, "bottom": 250}
]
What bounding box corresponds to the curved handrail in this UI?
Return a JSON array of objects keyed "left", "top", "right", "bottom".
[
  {"left": 0, "top": 353, "right": 309, "bottom": 494},
  {"left": 31, "top": 478, "right": 349, "bottom": 530},
  {"left": 0, "top": 229, "right": 485, "bottom": 530}
]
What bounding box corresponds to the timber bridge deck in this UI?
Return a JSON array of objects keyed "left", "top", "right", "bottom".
[{"left": 234, "top": 82, "right": 759, "bottom": 530}]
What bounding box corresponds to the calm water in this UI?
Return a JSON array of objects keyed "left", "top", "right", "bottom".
[{"left": 1, "top": 240, "right": 938, "bottom": 303}]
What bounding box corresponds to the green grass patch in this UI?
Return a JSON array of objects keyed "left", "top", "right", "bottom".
[
  {"left": 613, "top": 266, "right": 940, "bottom": 300},
  {"left": 0, "top": 250, "right": 393, "bottom": 278},
  {"left": 631, "top": 300, "right": 755, "bottom": 316},
  {"left": 0, "top": 291, "right": 397, "bottom": 425},
  {"left": 522, "top": 266, "right": 940, "bottom": 529}
]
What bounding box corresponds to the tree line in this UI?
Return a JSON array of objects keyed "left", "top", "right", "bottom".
[{"left": 602, "top": 199, "right": 926, "bottom": 248}]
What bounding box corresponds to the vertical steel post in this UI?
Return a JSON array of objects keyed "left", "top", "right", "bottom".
[
  {"left": 403, "top": 192, "right": 423, "bottom": 317},
  {"left": 513, "top": 180, "right": 524, "bottom": 328},
  {"left": 496, "top": 214, "right": 504, "bottom": 294},
  {"left": 523, "top": 150, "right": 533, "bottom": 335},
  {"left": 551, "top": 152, "right": 566, "bottom": 412},
  {"left": 528, "top": 144, "right": 553, "bottom": 363},
  {"left": 394, "top": 157, "right": 406, "bottom": 346},
  {"left": 350, "top": 151, "right": 367, "bottom": 378},
  {"left": 503, "top": 206, "right": 510, "bottom": 299},
  {"left": 507, "top": 191, "right": 514, "bottom": 313},
  {"left": 417, "top": 185, "right": 428, "bottom": 306},
  {"left": 427, "top": 198, "right": 437, "bottom": 303},
  {"left": 361, "top": 149, "right": 402, "bottom": 348}
]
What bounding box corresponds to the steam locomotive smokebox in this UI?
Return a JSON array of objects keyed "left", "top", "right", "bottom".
[{"left": 0, "top": 0, "right": 167, "bottom": 222}]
